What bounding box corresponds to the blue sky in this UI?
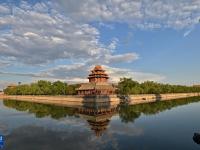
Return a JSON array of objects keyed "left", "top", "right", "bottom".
[{"left": 0, "top": 0, "right": 200, "bottom": 89}]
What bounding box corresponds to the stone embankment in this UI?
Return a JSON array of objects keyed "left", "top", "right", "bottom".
[
  {"left": 0, "top": 93, "right": 200, "bottom": 106},
  {"left": 128, "top": 93, "right": 200, "bottom": 105},
  {"left": 0, "top": 95, "right": 120, "bottom": 107}
]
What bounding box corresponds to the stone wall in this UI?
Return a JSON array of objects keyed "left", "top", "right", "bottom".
[
  {"left": 0, "top": 93, "right": 200, "bottom": 106},
  {"left": 0, "top": 95, "right": 120, "bottom": 107},
  {"left": 129, "top": 93, "right": 200, "bottom": 105}
]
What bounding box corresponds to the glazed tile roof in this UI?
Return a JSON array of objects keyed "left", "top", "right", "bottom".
[{"left": 94, "top": 65, "right": 104, "bottom": 71}]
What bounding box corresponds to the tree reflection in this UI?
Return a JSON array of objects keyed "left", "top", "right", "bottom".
[
  {"left": 3, "top": 100, "right": 77, "bottom": 119},
  {"left": 3, "top": 99, "right": 119, "bottom": 137},
  {"left": 3, "top": 97, "right": 200, "bottom": 126},
  {"left": 119, "top": 97, "right": 200, "bottom": 123}
]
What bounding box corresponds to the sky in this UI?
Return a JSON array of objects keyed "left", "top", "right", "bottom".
[{"left": 0, "top": 0, "right": 200, "bottom": 89}]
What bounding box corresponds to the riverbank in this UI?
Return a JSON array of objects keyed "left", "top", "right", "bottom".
[
  {"left": 0, "top": 93, "right": 200, "bottom": 106},
  {"left": 0, "top": 95, "right": 120, "bottom": 107},
  {"left": 129, "top": 93, "right": 200, "bottom": 105}
]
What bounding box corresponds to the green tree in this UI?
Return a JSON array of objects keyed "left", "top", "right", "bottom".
[
  {"left": 52, "top": 81, "right": 66, "bottom": 95},
  {"left": 118, "top": 78, "right": 140, "bottom": 95},
  {"left": 37, "top": 80, "right": 52, "bottom": 95}
]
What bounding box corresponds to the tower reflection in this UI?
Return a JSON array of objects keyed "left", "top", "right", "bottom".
[{"left": 77, "top": 101, "right": 118, "bottom": 137}]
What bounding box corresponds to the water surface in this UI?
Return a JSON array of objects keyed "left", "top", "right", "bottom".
[{"left": 0, "top": 97, "right": 200, "bottom": 150}]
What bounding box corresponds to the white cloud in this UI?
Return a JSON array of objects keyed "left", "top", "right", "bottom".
[
  {"left": 104, "top": 65, "right": 165, "bottom": 83},
  {"left": 0, "top": 64, "right": 165, "bottom": 85},
  {"left": 40, "top": 63, "right": 89, "bottom": 79},
  {"left": 0, "top": 1, "right": 168, "bottom": 85},
  {"left": 0, "top": 7, "right": 103, "bottom": 64},
  {"left": 108, "top": 122, "right": 143, "bottom": 136},
  {"left": 0, "top": 71, "right": 41, "bottom": 78},
  {"left": 105, "top": 53, "right": 139, "bottom": 64},
  {"left": 39, "top": 64, "right": 165, "bottom": 83},
  {"left": 183, "top": 26, "right": 195, "bottom": 37},
  {"left": 55, "top": 0, "right": 200, "bottom": 29},
  {"left": 107, "top": 38, "right": 118, "bottom": 51},
  {"left": 0, "top": 60, "right": 10, "bottom": 68},
  {"left": 0, "top": 1, "right": 138, "bottom": 66},
  {"left": 0, "top": 4, "right": 10, "bottom": 14}
]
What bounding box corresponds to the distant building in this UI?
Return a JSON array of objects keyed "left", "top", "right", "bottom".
[
  {"left": 193, "top": 85, "right": 200, "bottom": 87},
  {"left": 7, "top": 84, "right": 17, "bottom": 89},
  {"left": 77, "top": 65, "right": 115, "bottom": 95},
  {"left": 0, "top": 91, "right": 4, "bottom": 95}
]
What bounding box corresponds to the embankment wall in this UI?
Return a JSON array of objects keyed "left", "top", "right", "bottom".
[{"left": 0, "top": 93, "right": 200, "bottom": 106}]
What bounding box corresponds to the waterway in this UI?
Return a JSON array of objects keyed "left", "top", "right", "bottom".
[{"left": 0, "top": 97, "right": 200, "bottom": 150}]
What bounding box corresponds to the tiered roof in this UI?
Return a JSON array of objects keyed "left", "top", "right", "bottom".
[
  {"left": 88, "top": 120, "right": 110, "bottom": 137},
  {"left": 88, "top": 65, "right": 109, "bottom": 80},
  {"left": 77, "top": 65, "right": 115, "bottom": 94}
]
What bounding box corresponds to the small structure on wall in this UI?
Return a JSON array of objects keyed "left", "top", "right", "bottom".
[
  {"left": 193, "top": 85, "right": 200, "bottom": 87},
  {"left": 7, "top": 84, "right": 17, "bottom": 89},
  {"left": 77, "top": 65, "right": 115, "bottom": 95}
]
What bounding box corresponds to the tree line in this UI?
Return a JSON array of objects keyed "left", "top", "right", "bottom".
[
  {"left": 117, "top": 78, "right": 200, "bottom": 95},
  {"left": 3, "top": 78, "right": 200, "bottom": 95},
  {"left": 4, "top": 80, "right": 79, "bottom": 95}
]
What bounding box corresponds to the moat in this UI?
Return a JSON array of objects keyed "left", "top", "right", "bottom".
[{"left": 1, "top": 97, "right": 200, "bottom": 150}]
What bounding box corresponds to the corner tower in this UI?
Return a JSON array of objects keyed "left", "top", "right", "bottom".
[
  {"left": 77, "top": 65, "right": 115, "bottom": 95},
  {"left": 88, "top": 65, "right": 109, "bottom": 83}
]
